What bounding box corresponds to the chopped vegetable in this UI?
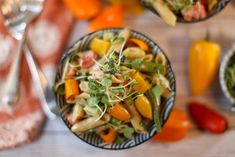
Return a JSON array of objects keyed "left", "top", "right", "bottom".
[
  {"left": 99, "top": 128, "right": 117, "bottom": 144},
  {"left": 63, "top": 0, "right": 101, "bottom": 20},
  {"left": 152, "top": 108, "right": 191, "bottom": 142},
  {"left": 125, "top": 59, "right": 164, "bottom": 73},
  {"left": 82, "top": 51, "right": 97, "bottom": 69},
  {"left": 189, "top": 38, "right": 221, "bottom": 96},
  {"left": 88, "top": 4, "right": 124, "bottom": 32},
  {"left": 65, "top": 79, "right": 80, "bottom": 102},
  {"left": 135, "top": 95, "right": 153, "bottom": 120},
  {"left": 132, "top": 72, "right": 152, "bottom": 93},
  {"left": 188, "top": 101, "right": 227, "bottom": 134},
  {"left": 107, "top": 103, "right": 131, "bottom": 121},
  {"left": 181, "top": 2, "right": 206, "bottom": 21},
  {"left": 90, "top": 38, "right": 111, "bottom": 57},
  {"left": 128, "top": 38, "right": 149, "bottom": 51},
  {"left": 146, "top": 85, "right": 163, "bottom": 131}
]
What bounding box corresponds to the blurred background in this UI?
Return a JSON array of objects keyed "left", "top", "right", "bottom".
[{"left": 0, "top": 0, "right": 235, "bottom": 156}]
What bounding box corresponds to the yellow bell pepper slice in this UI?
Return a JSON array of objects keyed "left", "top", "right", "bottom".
[
  {"left": 89, "top": 38, "right": 111, "bottom": 57},
  {"left": 135, "top": 95, "right": 152, "bottom": 120},
  {"left": 133, "top": 72, "right": 151, "bottom": 93}
]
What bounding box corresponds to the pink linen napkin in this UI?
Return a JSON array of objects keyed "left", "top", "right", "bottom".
[{"left": 0, "top": 0, "right": 74, "bottom": 150}]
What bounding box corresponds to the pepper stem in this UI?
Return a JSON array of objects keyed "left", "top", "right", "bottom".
[{"left": 205, "top": 29, "right": 211, "bottom": 41}]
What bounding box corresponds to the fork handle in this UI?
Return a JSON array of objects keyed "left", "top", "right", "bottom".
[
  {"left": 2, "top": 35, "right": 25, "bottom": 106},
  {"left": 24, "top": 44, "right": 57, "bottom": 119}
]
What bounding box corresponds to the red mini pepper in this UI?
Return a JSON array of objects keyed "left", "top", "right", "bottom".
[{"left": 188, "top": 101, "right": 227, "bottom": 134}]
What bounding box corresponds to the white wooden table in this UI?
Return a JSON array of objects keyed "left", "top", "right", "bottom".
[{"left": 1, "top": 2, "right": 235, "bottom": 157}]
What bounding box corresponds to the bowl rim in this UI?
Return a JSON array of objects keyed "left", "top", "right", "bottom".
[
  {"left": 219, "top": 46, "right": 235, "bottom": 104},
  {"left": 141, "top": 0, "right": 231, "bottom": 24},
  {"left": 54, "top": 28, "right": 176, "bottom": 150}
]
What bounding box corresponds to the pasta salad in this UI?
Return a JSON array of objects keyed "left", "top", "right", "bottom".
[
  {"left": 143, "top": 0, "right": 221, "bottom": 26},
  {"left": 54, "top": 28, "right": 173, "bottom": 144}
]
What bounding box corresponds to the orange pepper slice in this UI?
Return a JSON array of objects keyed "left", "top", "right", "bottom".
[
  {"left": 99, "top": 128, "right": 117, "bottom": 144},
  {"left": 63, "top": 0, "right": 101, "bottom": 20},
  {"left": 128, "top": 38, "right": 149, "bottom": 52},
  {"left": 132, "top": 72, "right": 151, "bottom": 93},
  {"left": 107, "top": 103, "right": 131, "bottom": 121},
  {"left": 152, "top": 108, "right": 191, "bottom": 142},
  {"left": 88, "top": 4, "right": 124, "bottom": 33},
  {"left": 65, "top": 79, "right": 79, "bottom": 101}
]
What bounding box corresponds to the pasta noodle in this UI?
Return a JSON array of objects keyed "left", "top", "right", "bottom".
[
  {"left": 123, "top": 47, "right": 145, "bottom": 59},
  {"left": 124, "top": 99, "right": 146, "bottom": 133},
  {"left": 71, "top": 114, "right": 111, "bottom": 133},
  {"left": 143, "top": 54, "right": 153, "bottom": 62},
  {"left": 72, "top": 103, "right": 85, "bottom": 122},
  {"left": 79, "top": 81, "right": 91, "bottom": 93}
]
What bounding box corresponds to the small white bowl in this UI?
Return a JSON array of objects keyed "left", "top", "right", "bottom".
[{"left": 219, "top": 46, "right": 235, "bottom": 111}]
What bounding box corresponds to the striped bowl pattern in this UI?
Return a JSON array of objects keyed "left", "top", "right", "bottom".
[
  {"left": 54, "top": 28, "right": 176, "bottom": 150},
  {"left": 141, "top": 0, "right": 231, "bottom": 23}
]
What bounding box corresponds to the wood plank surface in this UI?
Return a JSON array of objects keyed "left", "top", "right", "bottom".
[{"left": 1, "top": 3, "right": 235, "bottom": 157}]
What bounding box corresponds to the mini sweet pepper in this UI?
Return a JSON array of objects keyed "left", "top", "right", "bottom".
[{"left": 189, "top": 38, "right": 221, "bottom": 96}]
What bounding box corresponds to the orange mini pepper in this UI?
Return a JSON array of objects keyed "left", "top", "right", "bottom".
[
  {"left": 132, "top": 72, "right": 151, "bottom": 93},
  {"left": 63, "top": 0, "right": 101, "bottom": 20},
  {"left": 152, "top": 108, "right": 191, "bottom": 142},
  {"left": 128, "top": 38, "right": 149, "bottom": 52},
  {"left": 65, "top": 79, "right": 79, "bottom": 101},
  {"left": 88, "top": 4, "right": 124, "bottom": 32},
  {"left": 99, "top": 128, "right": 117, "bottom": 144},
  {"left": 107, "top": 103, "right": 131, "bottom": 121}
]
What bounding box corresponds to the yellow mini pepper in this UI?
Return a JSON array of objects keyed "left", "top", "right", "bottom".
[
  {"left": 189, "top": 39, "right": 221, "bottom": 96},
  {"left": 135, "top": 95, "right": 152, "bottom": 120},
  {"left": 90, "top": 38, "right": 110, "bottom": 57}
]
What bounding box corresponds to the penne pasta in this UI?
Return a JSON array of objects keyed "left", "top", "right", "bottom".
[
  {"left": 79, "top": 81, "right": 91, "bottom": 93},
  {"left": 155, "top": 52, "right": 167, "bottom": 66},
  {"left": 123, "top": 47, "right": 146, "bottom": 59},
  {"left": 71, "top": 114, "right": 111, "bottom": 133},
  {"left": 72, "top": 103, "right": 85, "bottom": 123},
  {"left": 124, "top": 99, "right": 146, "bottom": 133},
  {"left": 143, "top": 54, "right": 153, "bottom": 62}
]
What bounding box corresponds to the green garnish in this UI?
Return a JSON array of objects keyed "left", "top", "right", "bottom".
[{"left": 225, "top": 53, "right": 235, "bottom": 98}]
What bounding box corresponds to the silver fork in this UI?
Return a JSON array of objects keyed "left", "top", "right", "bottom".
[{"left": 0, "top": 0, "right": 57, "bottom": 118}]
